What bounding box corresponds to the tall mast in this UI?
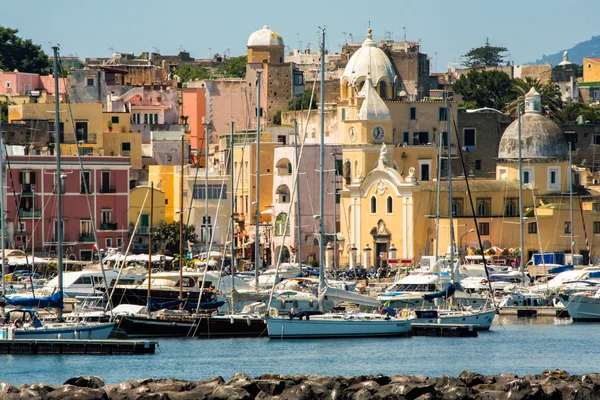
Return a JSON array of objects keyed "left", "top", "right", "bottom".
[
  {"left": 147, "top": 182, "right": 154, "bottom": 313},
  {"left": 294, "top": 119, "right": 302, "bottom": 266},
  {"left": 53, "top": 45, "right": 64, "bottom": 321},
  {"left": 446, "top": 99, "right": 454, "bottom": 281},
  {"left": 435, "top": 121, "right": 443, "bottom": 260},
  {"left": 318, "top": 28, "right": 326, "bottom": 305},
  {"left": 0, "top": 122, "right": 5, "bottom": 297},
  {"left": 518, "top": 103, "right": 525, "bottom": 282},
  {"left": 230, "top": 121, "right": 235, "bottom": 300},
  {"left": 569, "top": 142, "right": 574, "bottom": 258},
  {"left": 205, "top": 119, "right": 209, "bottom": 254},
  {"left": 254, "top": 71, "right": 262, "bottom": 288},
  {"left": 179, "top": 135, "right": 184, "bottom": 301}
]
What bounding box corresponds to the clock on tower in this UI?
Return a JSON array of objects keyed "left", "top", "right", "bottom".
[{"left": 372, "top": 125, "right": 385, "bottom": 141}]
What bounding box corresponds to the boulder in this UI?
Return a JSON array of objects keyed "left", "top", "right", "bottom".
[
  {"left": 147, "top": 379, "right": 196, "bottom": 393},
  {"left": 64, "top": 376, "right": 105, "bottom": 389},
  {"left": 458, "top": 371, "right": 485, "bottom": 387},
  {"left": 208, "top": 385, "right": 252, "bottom": 400},
  {"left": 44, "top": 385, "right": 107, "bottom": 400}
]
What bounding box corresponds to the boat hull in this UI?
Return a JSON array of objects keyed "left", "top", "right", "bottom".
[
  {"left": 410, "top": 309, "right": 497, "bottom": 330},
  {"left": 565, "top": 295, "right": 600, "bottom": 321},
  {"left": 116, "top": 315, "right": 268, "bottom": 338},
  {"left": 267, "top": 315, "right": 412, "bottom": 339},
  {"left": 12, "top": 322, "right": 116, "bottom": 340}
]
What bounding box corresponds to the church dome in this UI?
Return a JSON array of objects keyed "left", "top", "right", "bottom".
[
  {"left": 342, "top": 28, "right": 396, "bottom": 86},
  {"left": 247, "top": 25, "right": 284, "bottom": 47},
  {"left": 498, "top": 88, "right": 568, "bottom": 160}
]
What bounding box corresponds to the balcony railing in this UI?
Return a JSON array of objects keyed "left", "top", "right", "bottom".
[
  {"left": 79, "top": 235, "right": 95, "bottom": 242},
  {"left": 100, "top": 222, "right": 118, "bottom": 230},
  {"left": 100, "top": 186, "right": 117, "bottom": 194},
  {"left": 18, "top": 210, "right": 42, "bottom": 218}
]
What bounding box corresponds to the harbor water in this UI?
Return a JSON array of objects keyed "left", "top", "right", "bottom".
[{"left": 2, "top": 316, "right": 600, "bottom": 385}]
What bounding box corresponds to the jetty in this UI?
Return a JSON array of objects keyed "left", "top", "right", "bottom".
[
  {"left": 498, "top": 306, "right": 570, "bottom": 318},
  {"left": 0, "top": 339, "right": 157, "bottom": 355},
  {"left": 410, "top": 323, "right": 479, "bottom": 337}
]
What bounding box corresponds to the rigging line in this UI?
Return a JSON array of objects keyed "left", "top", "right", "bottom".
[
  {"left": 266, "top": 68, "right": 320, "bottom": 310},
  {"left": 452, "top": 110, "right": 497, "bottom": 309},
  {"left": 58, "top": 60, "right": 114, "bottom": 316},
  {"left": 575, "top": 186, "right": 591, "bottom": 261}
]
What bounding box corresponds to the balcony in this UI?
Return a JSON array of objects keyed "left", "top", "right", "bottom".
[
  {"left": 18, "top": 209, "right": 42, "bottom": 218},
  {"left": 100, "top": 186, "right": 117, "bottom": 194},
  {"left": 100, "top": 222, "right": 118, "bottom": 230},
  {"left": 79, "top": 235, "right": 95, "bottom": 242}
]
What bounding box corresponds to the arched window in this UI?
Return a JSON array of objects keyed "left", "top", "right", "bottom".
[
  {"left": 287, "top": 162, "right": 292, "bottom": 174},
  {"left": 275, "top": 213, "right": 289, "bottom": 236},
  {"left": 370, "top": 196, "right": 377, "bottom": 213},
  {"left": 379, "top": 81, "right": 387, "bottom": 99},
  {"left": 387, "top": 196, "right": 393, "bottom": 213}
]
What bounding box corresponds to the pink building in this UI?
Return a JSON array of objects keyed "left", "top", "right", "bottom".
[
  {"left": 5, "top": 155, "right": 130, "bottom": 261},
  {"left": 0, "top": 71, "right": 66, "bottom": 100}
]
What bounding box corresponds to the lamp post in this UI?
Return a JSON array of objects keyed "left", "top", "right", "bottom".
[
  {"left": 326, "top": 241, "right": 333, "bottom": 271},
  {"left": 349, "top": 244, "right": 358, "bottom": 275},
  {"left": 460, "top": 228, "right": 475, "bottom": 256}
]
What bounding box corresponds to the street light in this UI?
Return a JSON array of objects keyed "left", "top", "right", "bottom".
[
  {"left": 460, "top": 228, "right": 475, "bottom": 256},
  {"left": 349, "top": 244, "right": 358, "bottom": 272}
]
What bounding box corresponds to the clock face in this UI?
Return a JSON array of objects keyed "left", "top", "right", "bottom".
[
  {"left": 348, "top": 126, "right": 357, "bottom": 142},
  {"left": 372, "top": 125, "right": 385, "bottom": 141}
]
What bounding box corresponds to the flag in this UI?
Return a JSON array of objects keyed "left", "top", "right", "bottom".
[{"left": 92, "top": 243, "right": 98, "bottom": 252}]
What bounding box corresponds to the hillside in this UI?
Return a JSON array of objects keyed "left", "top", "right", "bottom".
[{"left": 530, "top": 35, "right": 600, "bottom": 66}]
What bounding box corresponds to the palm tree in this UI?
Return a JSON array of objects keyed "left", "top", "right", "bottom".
[{"left": 503, "top": 77, "right": 563, "bottom": 116}]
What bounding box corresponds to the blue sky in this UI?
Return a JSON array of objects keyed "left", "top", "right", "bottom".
[{"left": 2, "top": 0, "right": 599, "bottom": 72}]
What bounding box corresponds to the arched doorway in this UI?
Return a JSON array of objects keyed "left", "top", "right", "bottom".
[
  {"left": 369, "top": 219, "right": 391, "bottom": 269},
  {"left": 274, "top": 245, "right": 291, "bottom": 263}
]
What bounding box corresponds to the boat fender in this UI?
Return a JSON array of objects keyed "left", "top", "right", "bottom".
[
  {"left": 281, "top": 299, "right": 286, "bottom": 309},
  {"left": 401, "top": 309, "right": 409, "bottom": 319},
  {"left": 480, "top": 279, "right": 488, "bottom": 285},
  {"left": 309, "top": 300, "right": 314, "bottom": 308}
]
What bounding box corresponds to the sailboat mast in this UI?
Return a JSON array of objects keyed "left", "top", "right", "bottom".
[
  {"left": 230, "top": 121, "right": 235, "bottom": 295},
  {"left": 435, "top": 123, "right": 443, "bottom": 260},
  {"left": 0, "top": 122, "right": 5, "bottom": 296},
  {"left": 294, "top": 119, "right": 302, "bottom": 266},
  {"left": 147, "top": 182, "right": 154, "bottom": 313},
  {"left": 179, "top": 135, "right": 184, "bottom": 301},
  {"left": 569, "top": 142, "right": 574, "bottom": 258},
  {"left": 53, "top": 46, "right": 64, "bottom": 321},
  {"left": 255, "top": 71, "right": 261, "bottom": 288},
  {"left": 446, "top": 99, "right": 454, "bottom": 280},
  {"left": 518, "top": 103, "right": 525, "bottom": 281},
  {"left": 318, "top": 28, "right": 326, "bottom": 298}
]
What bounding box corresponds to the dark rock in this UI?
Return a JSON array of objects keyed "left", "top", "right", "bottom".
[
  {"left": 226, "top": 373, "right": 251, "bottom": 385},
  {"left": 208, "top": 385, "right": 252, "bottom": 400},
  {"left": 18, "top": 383, "right": 57, "bottom": 399},
  {"left": 280, "top": 381, "right": 322, "bottom": 400},
  {"left": 471, "top": 389, "right": 508, "bottom": 400},
  {"left": 122, "top": 378, "right": 155, "bottom": 390},
  {"left": 43, "top": 385, "right": 107, "bottom": 400},
  {"left": 437, "top": 385, "right": 473, "bottom": 400},
  {"left": 255, "top": 380, "right": 287, "bottom": 396},
  {"left": 0, "top": 382, "right": 22, "bottom": 394},
  {"left": 430, "top": 375, "right": 466, "bottom": 390},
  {"left": 64, "top": 376, "right": 105, "bottom": 389},
  {"left": 458, "top": 371, "right": 485, "bottom": 387},
  {"left": 390, "top": 375, "right": 429, "bottom": 385},
  {"left": 147, "top": 379, "right": 196, "bottom": 393}
]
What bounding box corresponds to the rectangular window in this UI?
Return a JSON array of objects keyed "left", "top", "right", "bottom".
[
  {"left": 80, "top": 171, "right": 92, "bottom": 194},
  {"left": 86, "top": 77, "right": 95, "bottom": 86},
  {"left": 341, "top": 108, "right": 345, "bottom": 121},
  {"left": 452, "top": 198, "right": 464, "bottom": 217},
  {"left": 476, "top": 198, "right": 491, "bottom": 216},
  {"left": 548, "top": 167, "right": 560, "bottom": 190},
  {"left": 75, "top": 122, "right": 88, "bottom": 142},
  {"left": 335, "top": 159, "right": 343, "bottom": 176},
  {"left": 504, "top": 197, "right": 517, "bottom": 217},
  {"left": 479, "top": 222, "right": 490, "bottom": 236},
  {"left": 475, "top": 160, "right": 482, "bottom": 170},
  {"left": 464, "top": 128, "right": 476, "bottom": 147},
  {"left": 595, "top": 133, "right": 600, "bottom": 145},
  {"left": 413, "top": 131, "right": 428, "bottom": 145},
  {"left": 522, "top": 167, "right": 534, "bottom": 186},
  {"left": 121, "top": 142, "right": 131, "bottom": 152},
  {"left": 438, "top": 107, "right": 448, "bottom": 121},
  {"left": 105, "top": 238, "right": 113, "bottom": 248},
  {"left": 409, "top": 107, "right": 416, "bottom": 120},
  {"left": 193, "top": 184, "right": 228, "bottom": 200},
  {"left": 111, "top": 116, "right": 119, "bottom": 124},
  {"left": 101, "top": 171, "right": 110, "bottom": 193},
  {"left": 48, "top": 121, "right": 65, "bottom": 143},
  {"left": 498, "top": 167, "right": 508, "bottom": 180},
  {"left": 420, "top": 163, "right": 430, "bottom": 181},
  {"left": 594, "top": 221, "right": 600, "bottom": 234},
  {"left": 564, "top": 131, "right": 577, "bottom": 145},
  {"left": 80, "top": 219, "right": 92, "bottom": 237},
  {"left": 116, "top": 237, "right": 123, "bottom": 247},
  {"left": 528, "top": 222, "right": 538, "bottom": 234},
  {"left": 403, "top": 132, "right": 409, "bottom": 145},
  {"left": 441, "top": 131, "right": 448, "bottom": 147},
  {"left": 564, "top": 221, "right": 571, "bottom": 234}
]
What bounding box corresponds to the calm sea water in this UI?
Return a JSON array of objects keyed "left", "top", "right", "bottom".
[{"left": 3, "top": 316, "right": 600, "bottom": 385}]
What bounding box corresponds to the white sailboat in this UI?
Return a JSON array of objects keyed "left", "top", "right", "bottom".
[
  {"left": 1, "top": 46, "right": 116, "bottom": 340},
  {"left": 266, "top": 28, "right": 411, "bottom": 339}
]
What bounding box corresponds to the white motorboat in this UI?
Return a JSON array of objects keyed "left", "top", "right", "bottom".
[
  {"left": 563, "top": 289, "right": 600, "bottom": 322},
  {"left": 408, "top": 307, "right": 496, "bottom": 331},
  {"left": 267, "top": 310, "right": 411, "bottom": 339}
]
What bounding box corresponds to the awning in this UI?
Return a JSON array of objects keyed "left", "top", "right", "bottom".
[{"left": 260, "top": 209, "right": 273, "bottom": 215}]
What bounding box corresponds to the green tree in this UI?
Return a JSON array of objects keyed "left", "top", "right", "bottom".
[
  {"left": 553, "top": 102, "right": 600, "bottom": 125},
  {"left": 154, "top": 221, "right": 198, "bottom": 256},
  {"left": 0, "top": 26, "right": 50, "bottom": 73},
  {"left": 222, "top": 56, "right": 247, "bottom": 78},
  {"left": 503, "top": 77, "right": 563, "bottom": 116},
  {"left": 462, "top": 40, "right": 508, "bottom": 68},
  {"left": 175, "top": 64, "right": 212, "bottom": 84},
  {"left": 0, "top": 101, "right": 8, "bottom": 123},
  {"left": 288, "top": 89, "right": 317, "bottom": 111},
  {"left": 453, "top": 70, "right": 513, "bottom": 110}
]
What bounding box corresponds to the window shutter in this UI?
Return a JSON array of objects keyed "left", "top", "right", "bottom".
[{"left": 30, "top": 171, "right": 36, "bottom": 184}]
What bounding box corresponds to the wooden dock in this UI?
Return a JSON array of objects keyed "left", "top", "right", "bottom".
[
  {"left": 411, "top": 323, "right": 479, "bottom": 337},
  {"left": 498, "top": 306, "right": 570, "bottom": 318},
  {"left": 0, "top": 339, "right": 157, "bottom": 355}
]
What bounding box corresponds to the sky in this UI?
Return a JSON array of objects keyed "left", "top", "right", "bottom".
[{"left": 2, "top": 0, "right": 599, "bottom": 72}]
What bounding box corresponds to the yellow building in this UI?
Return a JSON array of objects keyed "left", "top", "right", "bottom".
[
  {"left": 583, "top": 58, "right": 600, "bottom": 83},
  {"left": 149, "top": 165, "right": 177, "bottom": 222},
  {"left": 8, "top": 102, "right": 132, "bottom": 157},
  {"left": 103, "top": 131, "right": 142, "bottom": 169},
  {"left": 128, "top": 185, "right": 166, "bottom": 253}
]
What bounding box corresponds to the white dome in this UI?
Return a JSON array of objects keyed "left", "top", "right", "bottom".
[
  {"left": 247, "top": 25, "right": 284, "bottom": 47},
  {"left": 358, "top": 78, "right": 391, "bottom": 121},
  {"left": 342, "top": 28, "right": 395, "bottom": 85}
]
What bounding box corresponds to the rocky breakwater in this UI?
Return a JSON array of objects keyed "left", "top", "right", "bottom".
[{"left": 2, "top": 370, "right": 600, "bottom": 399}]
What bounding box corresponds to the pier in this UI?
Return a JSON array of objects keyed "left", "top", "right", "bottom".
[
  {"left": 498, "top": 306, "right": 570, "bottom": 318},
  {"left": 410, "top": 323, "right": 479, "bottom": 337},
  {"left": 0, "top": 339, "right": 157, "bottom": 355}
]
